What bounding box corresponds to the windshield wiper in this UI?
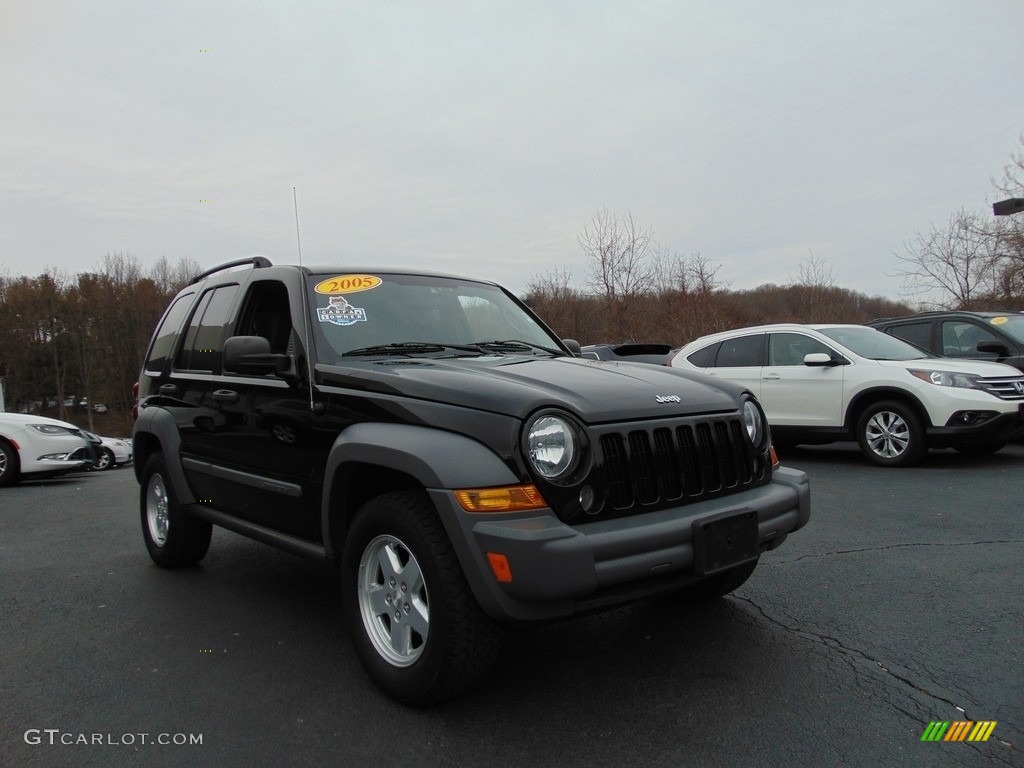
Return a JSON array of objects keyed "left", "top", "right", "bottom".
[
  {"left": 342, "top": 342, "right": 485, "bottom": 358},
  {"left": 472, "top": 339, "right": 563, "bottom": 355}
]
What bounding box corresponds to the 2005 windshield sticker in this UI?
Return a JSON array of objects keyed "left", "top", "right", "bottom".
[{"left": 315, "top": 275, "right": 380, "bottom": 327}]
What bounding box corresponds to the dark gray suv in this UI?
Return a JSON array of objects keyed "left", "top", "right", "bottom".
[
  {"left": 133, "top": 257, "right": 810, "bottom": 704},
  {"left": 868, "top": 311, "right": 1024, "bottom": 373}
]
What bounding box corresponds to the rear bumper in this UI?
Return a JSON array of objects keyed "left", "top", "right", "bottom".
[{"left": 433, "top": 467, "right": 810, "bottom": 622}]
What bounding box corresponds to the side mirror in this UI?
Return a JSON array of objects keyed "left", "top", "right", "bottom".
[
  {"left": 976, "top": 340, "right": 1009, "bottom": 356},
  {"left": 562, "top": 338, "right": 582, "bottom": 354},
  {"left": 223, "top": 336, "right": 291, "bottom": 376},
  {"left": 804, "top": 352, "right": 845, "bottom": 367}
]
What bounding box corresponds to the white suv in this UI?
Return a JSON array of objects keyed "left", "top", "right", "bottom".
[{"left": 670, "top": 324, "right": 1024, "bottom": 466}]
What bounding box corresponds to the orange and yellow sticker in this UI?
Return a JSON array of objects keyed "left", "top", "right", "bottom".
[
  {"left": 314, "top": 274, "right": 382, "bottom": 295},
  {"left": 990, "top": 316, "right": 1008, "bottom": 325}
]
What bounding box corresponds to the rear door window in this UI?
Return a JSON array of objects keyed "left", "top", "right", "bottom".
[
  {"left": 713, "top": 334, "right": 764, "bottom": 367},
  {"left": 885, "top": 321, "right": 932, "bottom": 353},
  {"left": 175, "top": 285, "right": 240, "bottom": 372}
]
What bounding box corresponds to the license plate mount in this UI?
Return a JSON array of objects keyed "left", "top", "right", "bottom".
[{"left": 693, "top": 510, "right": 759, "bottom": 576}]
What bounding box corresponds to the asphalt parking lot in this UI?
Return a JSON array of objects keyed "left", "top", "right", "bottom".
[{"left": 1, "top": 446, "right": 1021, "bottom": 768}]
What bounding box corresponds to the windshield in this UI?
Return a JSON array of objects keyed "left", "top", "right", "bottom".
[
  {"left": 307, "top": 272, "right": 564, "bottom": 363},
  {"left": 989, "top": 315, "right": 1024, "bottom": 344},
  {"left": 817, "top": 326, "right": 930, "bottom": 361}
]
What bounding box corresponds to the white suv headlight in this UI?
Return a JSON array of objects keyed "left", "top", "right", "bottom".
[{"left": 909, "top": 370, "right": 980, "bottom": 389}]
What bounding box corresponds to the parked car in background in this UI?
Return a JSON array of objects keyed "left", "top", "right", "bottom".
[
  {"left": 868, "top": 311, "right": 1024, "bottom": 373},
  {"left": 670, "top": 324, "right": 1024, "bottom": 467},
  {"left": 83, "top": 432, "right": 132, "bottom": 471},
  {"left": 579, "top": 342, "right": 673, "bottom": 365},
  {"left": 0, "top": 413, "right": 90, "bottom": 486}
]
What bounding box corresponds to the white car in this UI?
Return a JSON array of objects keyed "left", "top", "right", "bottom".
[
  {"left": 670, "top": 324, "right": 1024, "bottom": 466},
  {"left": 91, "top": 436, "right": 133, "bottom": 471},
  {"left": 0, "top": 413, "right": 91, "bottom": 486}
]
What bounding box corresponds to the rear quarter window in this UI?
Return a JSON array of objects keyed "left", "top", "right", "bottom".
[
  {"left": 144, "top": 292, "right": 195, "bottom": 374},
  {"left": 686, "top": 342, "right": 720, "bottom": 368}
]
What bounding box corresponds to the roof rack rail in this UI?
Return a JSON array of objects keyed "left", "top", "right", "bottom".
[{"left": 190, "top": 256, "right": 273, "bottom": 285}]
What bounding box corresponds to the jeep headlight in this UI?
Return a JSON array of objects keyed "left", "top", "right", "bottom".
[
  {"left": 525, "top": 415, "right": 578, "bottom": 481},
  {"left": 909, "top": 370, "right": 980, "bottom": 389},
  {"left": 743, "top": 400, "right": 766, "bottom": 447}
]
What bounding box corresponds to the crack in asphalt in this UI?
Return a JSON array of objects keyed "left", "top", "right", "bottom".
[
  {"left": 766, "top": 540, "right": 1024, "bottom": 565},
  {"left": 733, "top": 595, "right": 1020, "bottom": 765}
]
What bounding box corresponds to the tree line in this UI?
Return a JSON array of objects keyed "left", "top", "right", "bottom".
[
  {"left": 0, "top": 254, "right": 199, "bottom": 432},
  {"left": 1, "top": 140, "right": 1020, "bottom": 429},
  {"left": 527, "top": 137, "right": 1024, "bottom": 344}
]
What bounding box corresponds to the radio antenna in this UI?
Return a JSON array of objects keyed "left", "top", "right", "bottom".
[
  {"left": 293, "top": 187, "right": 303, "bottom": 264},
  {"left": 292, "top": 187, "right": 316, "bottom": 412}
]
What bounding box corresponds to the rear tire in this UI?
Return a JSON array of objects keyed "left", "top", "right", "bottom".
[
  {"left": 0, "top": 441, "right": 21, "bottom": 487},
  {"left": 341, "top": 490, "right": 504, "bottom": 706},
  {"left": 140, "top": 452, "right": 212, "bottom": 567},
  {"left": 856, "top": 400, "right": 928, "bottom": 467}
]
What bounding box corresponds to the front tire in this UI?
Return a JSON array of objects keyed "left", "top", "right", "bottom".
[
  {"left": 93, "top": 447, "right": 115, "bottom": 471},
  {"left": 140, "top": 452, "right": 212, "bottom": 567},
  {"left": 341, "top": 491, "right": 504, "bottom": 706},
  {"left": 856, "top": 400, "right": 927, "bottom": 467},
  {"left": 0, "top": 441, "right": 21, "bottom": 487}
]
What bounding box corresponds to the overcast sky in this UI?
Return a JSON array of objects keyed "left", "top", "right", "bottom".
[{"left": 2, "top": 1, "right": 1022, "bottom": 300}]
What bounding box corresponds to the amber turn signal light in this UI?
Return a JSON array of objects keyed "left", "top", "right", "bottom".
[{"left": 453, "top": 484, "right": 548, "bottom": 513}]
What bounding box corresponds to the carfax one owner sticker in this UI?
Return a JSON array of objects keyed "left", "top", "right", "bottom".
[{"left": 315, "top": 274, "right": 380, "bottom": 326}]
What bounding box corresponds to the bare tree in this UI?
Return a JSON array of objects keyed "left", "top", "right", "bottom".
[
  {"left": 993, "top": 133, "right": 1024, "bottom": 197},
  {"left": 895, "top": 209, "right": 1000, "bottom": 309},
  {"left": 579, "top": 209, "right": 656, "bottom": 339}
]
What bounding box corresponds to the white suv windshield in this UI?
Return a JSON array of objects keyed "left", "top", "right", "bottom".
[
  {"left": 817, "top": 326, "right": 930, "bottom": 361},
  {"left": 307, "top": 273, "right": 562, "bottom": 362}
]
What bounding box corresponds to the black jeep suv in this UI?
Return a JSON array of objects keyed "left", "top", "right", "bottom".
[
  {"left": 868, "top": 311, "right": 1024, "bottom": 373},
  {"left": 133, "top": 257, "right": 810, "bottom": 704}
]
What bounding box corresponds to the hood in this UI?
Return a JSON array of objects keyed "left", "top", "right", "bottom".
[
  {"left": 876, "top": 358, "right": 1023, "bottom": 377},
  {"left": 316, "top": 355, "right": 746, "bottom": 423}
]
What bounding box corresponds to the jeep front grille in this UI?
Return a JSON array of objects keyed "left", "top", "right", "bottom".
[
  {"left": 594, "top": 416, "right": 769, "bottom": 516},
  {"left": 976, "top": 375, "right": 1024, "bottom": 400}
]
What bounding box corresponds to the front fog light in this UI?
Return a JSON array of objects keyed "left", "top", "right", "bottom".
[{"left": 579, "top": 484, "right": 598, "bottom": 514}]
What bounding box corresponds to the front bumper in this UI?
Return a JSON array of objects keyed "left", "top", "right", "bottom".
[
  {"left": 433, "top": 467, "right": 810, "bottom": 622},
  {"left": 928, "top": 406, "right": 1024, "bottom": 448}
]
